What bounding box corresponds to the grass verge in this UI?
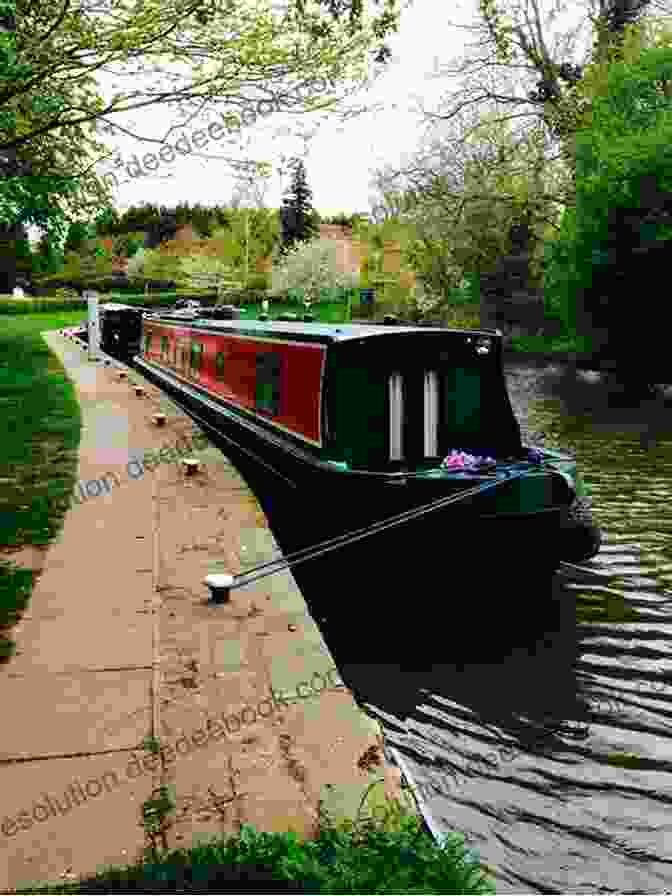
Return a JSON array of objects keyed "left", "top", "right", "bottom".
[
  {"left": 8, "top": 794, "right": 496, "bottom": 894},
  {"left": 0, "top": 312, "right": 83, "bottom": 660}
]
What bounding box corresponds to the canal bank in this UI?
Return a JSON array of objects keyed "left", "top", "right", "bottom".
[{"left": 0, "top": 332, "right": 420, "bottom": 891}]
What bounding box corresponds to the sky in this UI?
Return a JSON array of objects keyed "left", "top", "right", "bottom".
[{"left": 27, "top": 0, "right": 598, "bottom": 242}]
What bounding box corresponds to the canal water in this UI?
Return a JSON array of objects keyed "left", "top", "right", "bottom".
[{"left": 241, "top": 362, "right": 672, "bottom": 894}]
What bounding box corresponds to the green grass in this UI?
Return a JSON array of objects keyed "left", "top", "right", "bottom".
[
  {"left": 507, "top": 332, "right": 595, "bottom": 354},
  {"left": 0, "top": 312, "right": 83, "bottom": 659},
  {"left": 8, "top": 796, "right": 496, "bottom": 894}
]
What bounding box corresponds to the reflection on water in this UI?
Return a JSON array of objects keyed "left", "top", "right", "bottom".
[{"left": 313, "top": 366, "right": 672, "bottom": 894}]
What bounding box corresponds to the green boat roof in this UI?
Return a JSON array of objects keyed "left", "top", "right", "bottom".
[{"left": 144, "top": 315, "right": 501, "bottom": 346}]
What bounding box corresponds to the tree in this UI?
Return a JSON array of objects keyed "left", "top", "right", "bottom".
[
  {"left": 279, "top": 158, "right": 320, "bottom": 255},
  {"left": 64, "top": 221, "right": 93, "bottom": 254},
  {"left": 203, "top": 209, "right": 280, "bottom": 285},
  {"left": 368, "top": 106, "right": 565, "bottom": 305},
  {"left": 144, "top": 210, "right": 180, "bottom": 250},
  {"left": 126, "top": 247, "right": 147, "bottom": 280},
  {"left": 179, "top": 254, "right": 239, "bottom": 292},
  {"left": 415, "top": 0, "right": 672, "bottom": 214},
  {"left": 31, "top": 233, "right": 64, "bottom": 275},
  {"left": 135, "top": 247, "right": 184, "bottom": 285},
  {"left": 270, "top": 236, "right": 359, "bottom": 302},
  {"left": 1, "top": 0, "right": 400, "bottom": 244},
  {"left": 0, "top": 0, "right": 117, "bottom": 250},
  {"left": 543, "top": 43, "right": 672, "bottom": 391},
  {"left": 13, "top": 229, "right": 33, "bottom": 278}
]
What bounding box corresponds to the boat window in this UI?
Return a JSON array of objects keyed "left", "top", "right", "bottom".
[
  {"left": 256, "top": 352, "right": 282, "bottom": 416},
  {"left": 190, "top": 342, "right": 203, "bottom": 371},
  {"left": 423, "top": 370, "right": 439, "bottom": 457},
  {"left": 215, "top": 352, "right": 226, "bottom": 380},
  {"left": 389, "top": 372, "right": 404, "bottom": 461}
]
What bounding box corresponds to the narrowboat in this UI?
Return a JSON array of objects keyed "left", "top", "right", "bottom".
[
  {"left": 131, "top": 311, "right": 601, "bottom": 595},
  {"left": 99, "top": 302, "right": 145, "bottom": 362}
]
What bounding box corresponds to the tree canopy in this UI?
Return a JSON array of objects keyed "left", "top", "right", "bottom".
[
  {"left": 279, "top": 158, "right": 320, "bottom": 254},
  {"left": 1, "top": 0, "right": 400, "bottom": 245},
  {"left": 543, "top": 42, "right": 672, "bottom": 366}
]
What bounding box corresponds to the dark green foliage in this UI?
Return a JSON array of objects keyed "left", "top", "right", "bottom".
[
  {"left": 144, "top": 209, "right": 180, "bottom": 249},
  {"left": 13, "top": 234, "right": 34, "bottom": 278},
  {"left": 9, "top": 814, "right": 495, "bottom": 894},
  {"left": 32, "top": 235, "right": 64, "bottom": 275},
  {"left": 96, "top": 202, "right": 158, "bottom": 237},
  {"left": 543, "top": 44, "right": 672, "bottom": 386},
  {"left": 218, "top": 286, "right": 270, "bottom": 306},
  {"left": 0, "top": 298, "right": 87, "bottom": 313},
  {"left": 321, "top": 213, "right": 363, "bottom": 228},
  {"left": 93, "top": 201, "right": 221, "bottom": 243},
  {"left": 32, "top": 274, "right": 178, "bottom": 294},
  {"left": 64, "top": 221, "right": 92, "bottom": 254},
  {"left": 0, "top": 561, "right": 34, "bottom": 660},
  {"left": 113, "top": 233, "right": 144, "bottom": 258},
  {"left": 280, "top": 159, "right": 320, "bottom": 256},
  {"left": 92, "top": 206, "right": 122, "bottom": 237}
]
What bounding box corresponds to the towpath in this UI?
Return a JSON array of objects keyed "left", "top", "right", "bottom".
[{"left": 0, "top": 331, "right": 414, "bottom": 891}]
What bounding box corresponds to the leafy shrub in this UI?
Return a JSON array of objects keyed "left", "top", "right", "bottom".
[
  {"left": 217, "top": 287, "right": 269, "bottom": 307},
  {"left": 50, "top": 287, "right": 80, "bottom": 300},
  {"left": 405, "top": 282, "right": 442, "bottom": 321},
  {"left": 0, "top": 298, "right": 88, "bottom": 314},
  {"left": 113, "top": 232, "right": 145, "bottom": 258},
  {"left": 270, "top": 238, "right": 359, "bottom": 303},
  {"left": 10, "top": 796, "right": 495, "bottom": 894},
  {"left": 126, "top": 247, "right": 146, "bottom": 279},
  {"left": 246, "top": 272, "right": 270, "bottom": 291},
  {"left": 178, "top": 254, "right": 237, "bottom": 290}
]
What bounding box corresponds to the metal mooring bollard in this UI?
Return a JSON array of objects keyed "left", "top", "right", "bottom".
[
  {"left": 134, "top": 385, "right": 144, "bottom": 396},
  {"left": 204, "top": 573, "right": 234, "bottom": 604},
  {"left": 182, "top": 458, "right": 200, "bottom": 476},
  {"left": 118, "top": 371, "right": 127, "bottom": 380},
  {"left": 152, "top": 413, "right": 167, "bottom": 426}
]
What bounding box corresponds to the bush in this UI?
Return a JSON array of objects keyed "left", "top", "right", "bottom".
[
  {"left": 179, "top": 254, "right": 236, "bottom": 290},
  {"left": 33, "top": 274, "right": 178, "bottom": 294},
  {"left": 113, "top": 232, "right": 145, "bottom": 258},
  {"left": 246, "top": 272, "right": 271, "bottom": 291},
  {"left": 0, "top": 298, "right": 88, "bottom": 314},
  {"left": 270, "top": 238, "right": 360, "bottom": 303},
  {"left": 50, "top": 287, "right": 80, "bottom": 301},
  {"left": 126, "top": 247, "right": 147, "bottom": 279},
  {"left": 217, "top": 287, "right": 269, "bottom": 307},
  {"left": 9, "top": 797, "right": 496, "bottom": 894},
  {"left": 141, "top": 248, "right": 190, "bottom": 285}
]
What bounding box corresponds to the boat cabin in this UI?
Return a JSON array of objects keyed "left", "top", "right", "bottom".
[{"left": 139, "top": 316, "right": 524, "bottom": 473}]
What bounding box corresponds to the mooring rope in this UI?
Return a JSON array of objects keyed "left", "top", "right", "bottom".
[{"left": 231, "top": 468, "right": 532, "bottom": 588}]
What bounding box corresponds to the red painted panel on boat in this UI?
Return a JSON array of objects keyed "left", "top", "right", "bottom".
[{"left": 142, "top": 321, "right": 325, "bottom": 446}]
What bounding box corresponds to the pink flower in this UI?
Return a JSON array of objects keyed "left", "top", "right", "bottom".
[{"left": 441, "top": 450, "right": 497, "bottom": 469}]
